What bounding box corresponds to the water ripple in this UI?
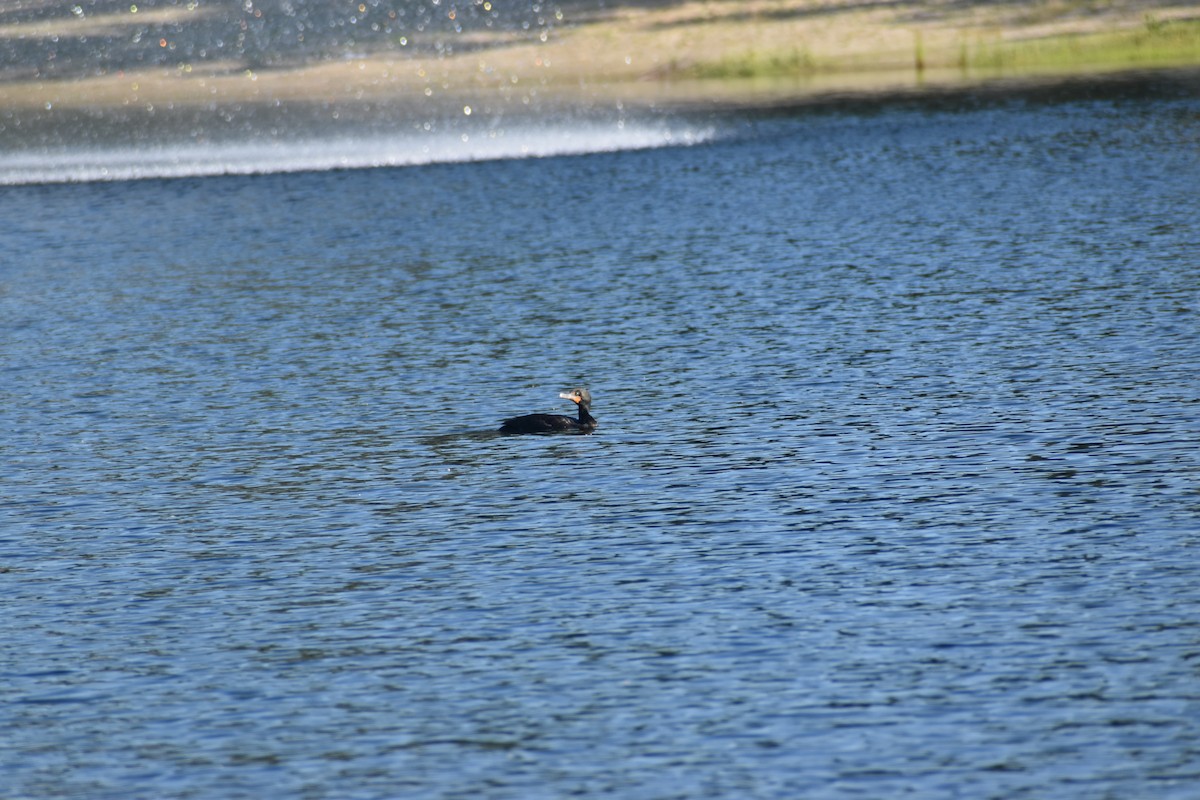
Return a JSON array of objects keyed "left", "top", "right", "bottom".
[{"left": 2, "top": 93, "right": 1199, "bottom": 799}]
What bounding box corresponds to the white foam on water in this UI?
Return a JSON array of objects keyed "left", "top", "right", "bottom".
[{"left": 0, "top": 120, "right": 716, "bottom": 185}]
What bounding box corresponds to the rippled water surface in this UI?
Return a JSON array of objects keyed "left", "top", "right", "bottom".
[{"left": 3, "top": 92, "right": 1199, "bottom": 799}]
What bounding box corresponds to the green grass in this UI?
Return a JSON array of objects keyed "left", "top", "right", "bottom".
[
  {"left": 685, "top": 47, "right": 817, "bottom": 80},
  {"left": 679, "top": 17, "right": 1200, "bottom": 82},
  {"left": 964, "top": 18, "right": 1200, "bottom": 73}
]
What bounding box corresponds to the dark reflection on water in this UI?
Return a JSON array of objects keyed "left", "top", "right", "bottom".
[{"left": 3, "top": 91, "right": 1199, "bottom": 799}]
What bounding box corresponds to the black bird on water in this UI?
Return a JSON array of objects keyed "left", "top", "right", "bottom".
[{"left": 499, "top": 388, "right": 597, "bottom": 434}]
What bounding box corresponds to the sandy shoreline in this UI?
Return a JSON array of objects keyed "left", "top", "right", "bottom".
[{"left": 2, "top": 0, "right": 1198, "bottom": 118}]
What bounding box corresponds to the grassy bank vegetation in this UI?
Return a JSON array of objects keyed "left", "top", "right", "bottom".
[
  {"left": 2, "top": 1, "right": 1199, "bottom": 114},
  {"left": 964, "top": 17, "right": 1200, "bottom": 73},
  {"left": 687, "top": 48, "right": 819, "bottom": 80},
  {"left": 677, "top": 15, "right": 1200, "bottom": 82}
]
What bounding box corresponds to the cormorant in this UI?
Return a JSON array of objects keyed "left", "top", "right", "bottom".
[{"left": 499, "top": 388, "right": 597, "bottom": 434}]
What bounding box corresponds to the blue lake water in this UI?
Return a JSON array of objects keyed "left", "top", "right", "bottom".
[{"left": 2, "top": 86, "right": 1199, "bottom": 798}]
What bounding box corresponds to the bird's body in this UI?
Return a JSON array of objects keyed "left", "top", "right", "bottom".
[{"left": 500, "top": 388, "right": 597, "bottom": 435}]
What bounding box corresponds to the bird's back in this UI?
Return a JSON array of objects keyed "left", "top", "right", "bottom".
[{"left": 500, "top": 413, "right": 584, "bottom": 434}]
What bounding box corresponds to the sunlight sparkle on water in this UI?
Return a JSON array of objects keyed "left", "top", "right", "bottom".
[{"left": 0, "top": 121, "right": 716, "bottom": 185}]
